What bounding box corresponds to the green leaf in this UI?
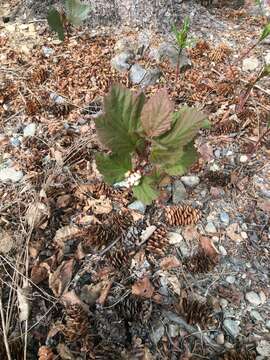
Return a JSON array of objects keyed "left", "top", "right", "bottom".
[
  {"left": 47, "top": 8, "right": 65, "bottom": 41},
  {"left": 150, "top": 144, "right": 183, "bottom": 166},
  {"left": 141, "top": 88, "right": 173, "bottom": 138},
  {"left": 95, "top": 153, "right": 132, "bottom": 185},
  {"left": 94, "top": 85, "right": 145, "bottom": 154},
  {"left": 65, "top": 0, "right": 91, "bottom": 26},
  {"left": 164, "top": 141, "right": 197, "bottom": 176},
  {"left": 202, "top": 119, "right": 211, "bottom": 129},
  {"left": 132, "top": 176, "right": 159, "bottom": 205},
  {"left": 155, "top": 107, "right": 207, "bottom": 149},
  {"left": 260, "top": 23, "right": 270, "bottom": 42}
]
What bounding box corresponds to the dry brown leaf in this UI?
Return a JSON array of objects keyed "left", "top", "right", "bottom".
[
  {"left": 160, "top": 256, "right": 181, "bottom": 270},
  {"left": 54, "top": 225, "right": 82, "bottom": 247},
  {"left": 17, "top": 286, "right": 31, "bottom": 322},
  {"left": 49, "top": 259, "right": 74, "bottom": 297},
  {"left": 198, "top": 142, "right": 214, "bottom": 162},
  {"left": 56, "top": 343, "right": 75, "bottom": 360},
  {"left": 56, "top": 195, "right": 72, "bottom": 208},
  {"left": 182, "top": 226, "right": 199, "bottom": 242},
  {"left": 199, "top": 236, "right": 219, "bottom": 257},
  {"left": 132, "top": 276, "right": 154, "bottom": 299},
  {"left": 30, "top": 263, "right": 49, "bottom": 284},
  {"left": 25, "top": 201, "right": 50, "bottom": 229},
  {"left": 0, "top": 229, "right": 13, "bottom": 254},
  {"left": 96, "top": 278, "right": 114, "bottom": 305},
  {"left": 167, "top": 275, "right": 181, "bottom": 296},
  {"left": 61, "top": 290, "right": 83, "bottom": 307},
  {"left": 226, "top": 223, "right": 241, "bottom": 242}
]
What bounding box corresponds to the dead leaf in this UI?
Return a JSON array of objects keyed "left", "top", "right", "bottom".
[
  {"left": 167, "top": 275, "right": 181, "bottom": 296},
  {"left": 17, "top": 286, "right": 31, "bottom": 322},
  {"left": 25, "top": 201, "right": 50, "bottom": 229},
  {"left": 141, "top": 88, "right": 173, "bottom": 138},
  {"left": 132, "top": 276, "right": 154, "bottom": 299},
  {"left": 199, "top": 236, "right": 219, "bottom": 257},
  {"left": 30, "top": 263, "right": 49, "bottom": 284},
  {"left": 226, "top": 223, "right": 241, "bottom": 242},
  {"left": 182, "top": 226, "right": 199, "bottom": 242},
  {"left": 56, "top": 194, "right": 71, "bottom": 208},
  {"left": 54, "top": 225, "right": 82, "bottom": 247},
  {"left": 198, "top": 142, "right": 214, "bottom": 162},
  {"left": 160, "top": 256, "right": 181, "bottom": 270},
  {"left": 257, "top": 200, "right": 270, "bottom": 213},
  {"left": 0, "top": 229, "right": 13, "bottom": 254},
  {"left": 96, "top": 278, "right": 114, "bottom": 305},
  {"left": 49, "top": 259, "right": 74, "bottom": 297},
  {"left": 61, "top": 290, "right": 84, "bottom": 307},
  {"left": 57, "top": 343, "right": 75, "bottom": 360}
]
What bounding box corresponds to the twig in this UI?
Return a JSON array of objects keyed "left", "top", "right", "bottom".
[
  {"left": 98, "top": 236, "right": 122, "bottom": 257},
  {"left": 0, "top": 290, "right": 12, "bottom": 360},
  {"left": 163, "top": 311, "right": 223, "bottom": 351}
]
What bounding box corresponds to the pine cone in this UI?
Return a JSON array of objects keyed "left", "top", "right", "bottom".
[
  {"left": 185, "top": 248, "right": 219, "bottom": 273},
  {"left": 165, "top": 205, "right": 201, "bottom": 226},
  {"left": 180, "top": 295, "right": 213, "bottom": 327},
  {"left": 38, "top": 346, "right": 56, "bottom": 360},
  {"left": 213, "top": 121, "right": 239, "bottom": 135},
  {"left": 117, "top": 295, "right": 152, "bottom": 324},
  {"left": 146, "top": 225, "right": 169, "bottom": 256},
  {"left": 95, "top": 308, "right": 127, "bottom": 344},
  {"left": 107, "top": 210, "right": 133, "bottom": 235},
  {"left": 219, "top": 347, "right": 256, "bottom": 360},
  {"left": 107, "top": 247, "right": 130, "bottom": 269},
  {"left": 204, "top": 171, "right": 230, "bottom": 187},
  {"left": 63, "top": 304, "right": 89, "bottom": 342},
  {"left": 83, "top": 224, "right": 113, "bottom": 251}
]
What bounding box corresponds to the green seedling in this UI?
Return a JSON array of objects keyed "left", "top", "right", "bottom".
[
  {"left": 94, "top": 84, "right": 209, "bottom": 205},
  {"left": 172, "top": 17, "right": 191, "bottom": 78},
  {"left": 47, "top": 0, "right": 91, "bottom": 41}
]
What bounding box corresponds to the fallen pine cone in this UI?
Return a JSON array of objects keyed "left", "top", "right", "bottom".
[
  {"left": 38, "top": 346, "right": 56, "bottom": 360},
  {"left": 146, "top": 225, "right": 168, "bottom": 256},
  {"left": 117, "top": 294, "right": 152, "bottom": 324},
  {"left": 63, "top": 304, "right": 89, "bottom": 342},
  {"left": 218, "top": 347, "right": 256, "bottom": 360},
  {"left": 107, "top": 247, "right": 130, "bottom": 269},
  {"left": 184, "top": 247, "right": 219, "bottom": 273},
  {"left": 165, "top": 205, "right": 201, "bottom": 226}
]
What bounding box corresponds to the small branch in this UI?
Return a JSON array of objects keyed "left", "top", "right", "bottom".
[{"left": 0, "top": 291, "right": 12, "bottom": 360}]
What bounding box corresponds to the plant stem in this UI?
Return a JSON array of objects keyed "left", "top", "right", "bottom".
[
  {"left": 175, "top": 49, "right": 182, "bottom": 79},
  {"left": 235, "top": 41, "right": 259, "bottom": 65}
]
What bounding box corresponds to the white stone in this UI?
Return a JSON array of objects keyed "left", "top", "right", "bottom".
[
  {"left": 168, "top": 232, "right": 183, "bottom": 245},
  {"left": 0, "top": 167, "right": 23, "bottom": 183},
  {"left": 128, "top": 200, "right": 146, "bottom": 214},
  {"left": 250, "top": 310, "right": 263, "bottom": 322},
  {"left": 216, "top": 333, "right": 225, "bottom": 345},
  {"left": 241, "top": 231, "right": 248, "bottom": 240},
  {"left": 219, "top": 245, "right": 227, "bottom": 256},
  {"left": 226, "top": 275, "right": 236, "bottom": 284},
  {"left": 259, "top": 291, "right": 267, "bottom": 304},
  {"left": 242, "top": 57, "right": 260, "bottom": 71},
  {"left": 245, "top": 291, "right": 262, "bottom": 306},
  {"left": 223, "top": 319, "right": 240, "bottom": 338},
  {"left": 239, "top": 155, "right": 249, "bottom": 163},
  {"left": 220, "top": 298, "right": 228, "bottom": 308},
  {"left": 265, "top": 51, "right": 270, "bottom": 65},
  {"left": 180, "top": 175, "right": 200, "bottom": 187},
  {"left": 205, "top": 222, "right": 217, "bottom": 233},
  {"left": 23, "top": 123, "right": 36, "bottom": 137}
]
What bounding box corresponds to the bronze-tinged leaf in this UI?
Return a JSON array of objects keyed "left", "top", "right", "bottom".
[
  {"left": 131, "top": 276, "right": 154, "bottom": 299},
  {"left": 199, "top": 236, "right": 219, "bottom": 258},
  {"left": 141, "top": 88, "right": 173, "bottom": 138},
  {"left": 49, "top": 259, "right": 74, "bottom": 297}
]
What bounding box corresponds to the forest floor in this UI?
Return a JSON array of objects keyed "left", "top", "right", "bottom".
[{"left": 0, "top": 1, "right": 270, "bottom": 359}]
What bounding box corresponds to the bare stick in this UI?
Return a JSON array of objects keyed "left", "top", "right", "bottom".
[{"left": 0, "top": 290, "right": 12, "bottom": 360}]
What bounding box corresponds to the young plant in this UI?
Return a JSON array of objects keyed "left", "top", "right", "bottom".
[
  {"left": 94, "top": 85, "right": 209, "bottom": 205},
  {"left": 47, "top": 0, "right": 91, "bottom": 41},
  {"left": 172, "top": 17, "right": 191, "bottom": 78}
]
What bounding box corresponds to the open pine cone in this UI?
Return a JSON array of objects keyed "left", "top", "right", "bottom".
[
  {"left": 107, "top": 247, "right": 131, "bottom": 269},
  {"left": 184, "top": 247, "right": 219, "bottom": 273},
  {"left": 63, "top": 304, "right": 89, "bottom": 342},
  {"left": 219, "top": 347, "right": 256, "bottom": 360},
  {"left": 146, "top": 225, "right": 168, "bottom": 256},
  {"left": 38, "top": 346, "right": 56, "bottom": 360},
  {"left": 165, "top": 205, "right": 201, "bottom": 226},
  {"left": 117, "top": 295, "right": 152, "bottom": 324}
]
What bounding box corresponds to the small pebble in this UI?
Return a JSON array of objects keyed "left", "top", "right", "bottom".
[
  {"left": 10, "top": 137, "right": 21, "bottom": 147},
  {"left": 168, "top": 324, "right": 180, "bottom": 338},
  {"left": 220, "top": 298, "right": 228, "bottom": 308},
  {"left": 241, "top": 231, "right": 248, "bottom": 239},
  {"left": 216, "top": 333, "right": 225, "bottom": 345},
  {"left": 250, "top": 310, "right": 263, "bottom": 322},
  {"left": 0, "top": 167, "right": 23, "bottom": 183},
  {"left": 42, "top": 46, "right": 54, "bottom": 57},
  {"left": 168, "top": 232, "right": 183, "bottom": 245},
  {"left": 257, "top": 340, "right": 270, "bottom": 357},
  {"left": 23, "top": 123, "right": 36, "bottom": 137},
  {"left": 180, "top": 175, "right": 200, "bottom": 187},
  {"left": 226, "top": 275, "right": 236, "bottom": 284},
  {"left": 223, "top": 319, "right": 240, "bottom": 338},
  {"left": 259, "top": 291, "right": 267, "bottom": 304},
  {"left": 245, "top": 291, "right": 262, "bottom": 306},
  {"left": 205, "top": 222, "right": 217, "bottom": 233},
  {"left": 209, "top": 163, "right": 220, "bottom": 172},
  {"left": 214, "top": 149, "right": 221, "bottom": 158},
  {"left": 219, "top": 245, "right": 227, "bottom": 256},
  {"left": 220, "top": 211, "right": 230, "bottom": 225},
  {"left": 266, "top": 320, "right": 270, "bottom": 330},
  {"left": 128, "top": 200, "right": 146, "bottom": 214},
  {"left": 240, "top": 154, "right": 248, "bottom": 163},
  {"left": 226, "top": 150, "right": 233, "bottom": 156}
]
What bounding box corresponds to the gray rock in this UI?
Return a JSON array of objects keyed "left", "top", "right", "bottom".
[
  {"left": 242, "top": 57, "right": 260, "bottom": 71},
  {"left": 214, "top": 149, "right": 221, "bottom": 158},
  {"left": 172, "top": 180, "right": 187, "bottom": 203},
  {"left": 114, "top": 38, "right": 136, "bottom": 53},
  {"left": 158, "top": 43, "right": 179, "bottom": 65},
  {"left": 168, "top": 232, "right": 183, "bottom": 245},
  {"left": 42, "top": 46, "right": 54, "bottom": 57},
  {"left": 168, "top": 324, "right": 180, "bottom": 338},
  {"left": 219, "top": 245, "right": 228, "bottom": 256},
  {"left": 140, "top": 67, "right": 161, "bottom": 87},
  {"left": 23, "top": 123, "right": 36, "bottom": 137},
  {"left": 137, "top": 30, "right": 151, "bottom": 54},
  {"left": 129, "top": 64, "right": 147, "bottom": 84},
  {"left": 180, "top": 175, "right": 200, "bottom": 187},
  {"left": 250, "top": 310, "right": 263, "bottom": 322},
  {"left": 10, "top": 137, "right": 21, "bottom": 147},
  {"left": 223, "top": 319, "right": 240, "bottom": 338},
  {"left": 205, "top": 222, "right": 217, "bottom": 233},
  {"left": 178, "top": 51, "right": 192, "bottom": 72},
  {"left": 220, "top": 298, "right": 228, "bottom": 308},
  {"left": 111, "top": 52, "right": 134, "bottom": 72},
  {"left": 128, "top": 200, "right": 146, "bottom": 214},
  {"left": 50, "top": 92, "right": 66, "bottom": 105},
  {"left": 257, "top": 340, "right": 270, "bottom": 357},
  {"left": 220, "top": 212, "right": 230, "bottom": 225},
  {"left": 266, "top": 320, "right": 270, "bottom": 330},
  {"left": 150, "top": 322, "right": 165, "bottom": 345},
  {"left": 226, "top": 275, "right": 236, "bottom": 284},
  {"left": 245, "top": 291, "right": 262, "bottom": 306},
  {"left": 0, "top": 167, "right": 23, "bottom": 183}
]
